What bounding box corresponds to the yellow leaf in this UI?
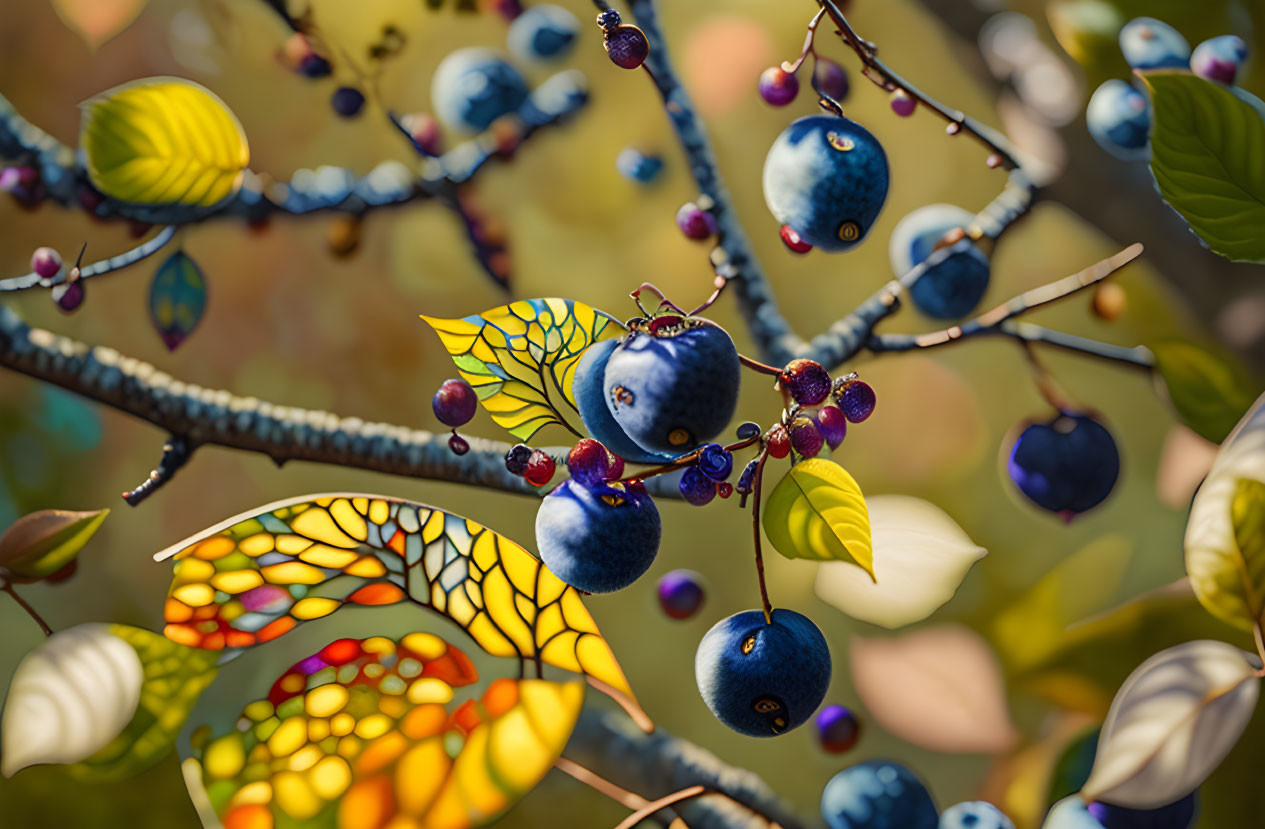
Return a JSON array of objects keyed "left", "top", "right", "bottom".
[
  {"left": 79, "top": 77, "right": 249, "bottom": 207},
  {"left": 51, "top": 0, "right": 148, "bottom": 50},
  {"left": 0, "top": 508, "right": 109, "bottom": 581},
  {"left": 762, "top": 458, "right": 873, "bottom": 579}
]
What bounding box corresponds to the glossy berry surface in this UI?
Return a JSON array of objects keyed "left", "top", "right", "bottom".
[
  {"left": 834, "top": 379, "right": 876, "bottom": 423},
  {"left": 736, "top": 421, "right": 761, "bottom": 440},
  {"left": 813, "top": 58, "right": 849, "bottom": 101},
  {"left": 616, "top": 147, "right": 664, "bottom": 184},
  {"left": 330, "top": 86, "right": 366, "bottom": 118},
  {"left": 604, "top": 319, "right": 740, "bottom": 454},
  {"left": 763, "top": 115, "right": 890, "bottom": 252},
  {"left": 695, "top": 608, "right": 831, "bottom": 737},
  {"left": 524, "top": 450, "right": 556, "bottom": 487},
  {"left": 1008, "top": 414, "right": 1119, "bottom": 516},
  {"left": 1119, "top": 18, "right": 1190, "bottom": 70},
  {"left": 676, "top": 202, "right": 717, "bottom": 240},
  {"left": 30, "top": 247, "right": 61, "bottom": 279},
  {"left": 697, "top": 444, "right": 734, "bottom": 481},
  {"left": 815, "top": 704, "right": 859, "bottom": 753},
  {"left": 431, "top": 48, "right": 528, "bottom": 132},
  {"left": 766, "top": 424, "right": 791, "bottom": 458},
  {"left": 568, "top": 438, "right": 619, "bottom": 486},
  {"left": 505, "top": 443, "right": 532, "bottom": 475},
  {"left": 758, "top": 66, "right": 800, "bottom": 106},
  {"left": 780, "top": 224, "right": 813, "bottom": 254},
  {"left": 817, "top": 405, "right": 848, "bottom": 449},
  {"left": 789, "top": 417, "right": 824, "bottom": 458},
  {"left": 574, "top": 338, "right": 673, "bottom": 464},
  {"left": 604, "top": 25, "right": 649, "bottom": 69},
  {"left": 939, "top": 802, "right": 1014, "bottom": 829},
  {"left": 1191, "top": 35, "right": 1248, "bottom": 84},
  {"left": 536, "top": 479, "right": 661, "bottom": 593},
  {"left": 657, "top": 569, "right": 705, "bottom": 620},
  {"left": 781, "top": 359, "right": 832, "bottom": 406},
  {"left": 507, "top": 4, "right": 579, "bottom": 62},
  {"left": 1043, "top": 793, "right": 1198, "bottom": 829},
  {"left": 447, "top": 433, "right": 469, "bottom": 455},
  {"left": 51, "top": 281, "right": 84, "bottom": 313},
  {"left": 1086, "top": 80, "right": 1152, "bottom": 162},
  {"left": 821, "top": 761, "right": 938, "bottom": 829},
  {"left": 889, "top": 204, "right": 991, "bottom": 319},
  {"left": 432, "top": 378, "right": 478, "bottom": 427},
  {"left": 679, "top": 466, "right": 717, "bottom": 506},
  {"left": 595, "top": 10, "right": 621, "bottom": 30}
]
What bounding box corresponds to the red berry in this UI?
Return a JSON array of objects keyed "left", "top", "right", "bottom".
[
  {"left": 525, "top": 450, "right": 556, "bottom": 486},
  {"left": 448, "top": 433, "right": 470, "bottom": 455},
  {"left": 604, "top": 25, "right": 649, "bottom": 69},
  {"left": 717, "top": 482, "right": 733, "bottom": 499},
  {"left": 568, "top": 438, "right": 610, "bottom": 485},
  {"left": 606, "top": 452, "right": 625, "bottom": 482},
  {"left": 30, "top": 247, "right": 61, "bottom": 279},
  {"left": 766, "top": 424, "right": 790, "bottom": 459},
  {"left": 758, "top": 66, "right": 799, "bottom": 107},
  {"left": 432, "top": 379, "right": 478, "bottom": 427},
  {"left": 780, "top": 359, "right": 832, "bottom": 406},
  {"left": 779, "top": 225, "right": 812, "bottom": 254}
]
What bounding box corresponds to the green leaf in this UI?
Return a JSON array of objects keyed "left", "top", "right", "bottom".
[
  {"left": 68, "top": 625, "right": 218, "bottom": 782},
  {"left": 762, "top": 458, "right": 873, "bottom": 579},
  {"left": 1140, "top": 70, "right": 1265, "bottom": 263},
  {"left": 1187, "top": 477, "right": 1265, "bottom": 632},
  {"left": 0, "top": 508, "right": 109, "bottom": 581},
  {"left": 1151, "top": 340, "right": 1259, "bottom": 443}
]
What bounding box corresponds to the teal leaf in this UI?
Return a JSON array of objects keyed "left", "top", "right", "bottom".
[{"left": 149, "top": 250, "right": 207, "bottom": 351}]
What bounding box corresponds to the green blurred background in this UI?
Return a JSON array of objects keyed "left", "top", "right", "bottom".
[{"left": 0, "top": 0, "right": 1260, "bottom": 826}]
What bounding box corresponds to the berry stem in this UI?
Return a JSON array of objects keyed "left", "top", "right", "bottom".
[
  {"left": 749, "top": 450, "right": 774, "bottom": 625},
  {"left": 1020, "top": 342, "right": 1077, "bottom": 415},
  {"left": 2, "top": 581, "right": 53, "bottom": 636},
  {"left": 615, "top": 434, "right": 761, "bottom": 485},
  {"left": 630, "top": 283, "right": 688, "bottom": 317},
  {"left": 738, "top": 353, "right": 784, "bottom": 377},
  {"left": 612, "top": 785, "right": 708, "bottom": 829},
  {"left": 780, "top": 7, "right": 827, "bottom": 74},
  {"left": 554, "top": 757, "right": 653, "bottom": 811}
]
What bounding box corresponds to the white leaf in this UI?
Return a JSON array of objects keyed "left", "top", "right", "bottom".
[
  {"left": 1082, "top": 639, "right": 1259, "bottom": 808},
  {"left": 1, "top": 623, "right": 143, "bottom": 776},
  {"left": 815, "top": 495, "right": 985, "bottom": 628},
  {"left": 850, "top": 624, "right": 1019, "bottom": 754}
]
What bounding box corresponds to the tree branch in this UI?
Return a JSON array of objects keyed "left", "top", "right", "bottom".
[
  {"left": 121, "top": 435, "right": 193, "bottom": 506},
  {"left": 1, "top": 225, "right": 177, "bottom": 292}
]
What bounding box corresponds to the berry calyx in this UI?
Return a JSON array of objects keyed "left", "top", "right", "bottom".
[
  {"left": 779, "top": 225, "right": 813, "bottom": 254},
  {"left": 679, "top": 466, "right": 717, "bottom": 506},
  {"left": 604, "top": 25, "right": 649, "bottom": 70},
  {"left": 658, "top": 569, "right": 705, "bottom": 620},
  {"left": 766, "top": 424, "right": 790, "bottom": 459},
  {"left": 890, "top": 89, "right": 916, "bottom": 117},
  {"left": 505, "top": 443, "right": 532, "bottom": 475},
  {"left": 31, "top": 247, "right": 61, "bottom": 279},
  {"left": 758, "top": 66, "right": 799, "bottom": 107},
  {"left": 815, "top": 704, "right": 860, "bottom": 753},
  {"left": 817, "top": 405, "right": 847, "bottom": 449},
  {"left": 331, "top": 86, "right": 366, "bottom": 118},
  {"left": 676, "top": 202, "right": 717, "bottom": 240},
  {"left": 448, "top": 433, "right": 470, "bottom": 455},
  {"left": 432, "top": 378, "right": 478, "bottom": 427},
  {"left": 780, "top": 358, "right": 832, "bottom": 406},
  {"left": 789, "top": 417, "right": 824, "bottom": 458},
  {"left": 697, "top": 443, "right": 734, "bottom": 481},
  {"left": 834, "top": 376, "right": 876, "bottom": 423},
  {"left": 524, "top": 450, "right": 556, "bottom": 487}
]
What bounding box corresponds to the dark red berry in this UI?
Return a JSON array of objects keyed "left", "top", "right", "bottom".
[
  {"left": 505, "top": 443, "right": 533, "bottom": 475},
  {"left": 432, "top": 378, "right": 478, "bottom": 427},
  {"left": 331, "top": 86, "right": 366, "bottom": 118},
  {"left": 676, "top": 202, "right": 717, "bottom": 240},
  {"left": 816, "top": 704, "right": 860, "bottom": 753},
  {"left": 606, "top": 453, "right": 625, "bottom": 482},
  {"left": 657, "top": 569, "right": 704, "bottom": 620},
  {"left": 448, "top": 433, "right": 470, "bottom": 455},
  {"left": 817, "top": 405, "right": 848, "bottom": 449},
  {"left": 568, "top": 438, "right": 612, "bottom": 486},
  {"left": 766, "top": 424, "right": 791, "bottom": 459},
  {"left": 779, "top": 225, "right": 813, "bottom": 254},
  {"left": 604, "top": 25, "right": 649, "bottom": 69},
  {"left": 780, "top": 359, "right": 832, "bottom": 406},
  {"left": 679, "top": 466, "right": 716, "bottom": 506},
  {"left": 812, "top": 57, "right": 849, "bottom": 102},
  {"left": 44, "top": 559, "right": 78, "bottom": 584},
  {"left": 835, "top": 378, "right": 876, "bottom": 423},
  {"left": 525, "top": 450, "right": 556, "bottom": 487},
  {"left": 31, "top": 247, "right": 61, "bottom": 279},
  {"left": 717, "top": 482, "right": 733, "bottom": 499},
  {"left": 789, "top": 417, "right": 824, "bottom": 458},
  {"left": 758, "top": 66, "right": 799, "bottom": 106},
  {"left": 52, "top": 281, "right": 84, "bottom": 313}
]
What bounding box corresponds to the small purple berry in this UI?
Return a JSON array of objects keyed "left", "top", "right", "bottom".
[
  {"left": 835, "top": 378, "right": 876, "bottom": 423},
  {"left": 817, "top": 405, "right": 848, "bottom": 449},
  {"left": 31, "top": 247, "right": 62, "bottom": 279},
  {"left": 604, "top": 25, "right": 649, "bottom": 70},
  {"left": 890, "top": 89, "right": 916, "bottom": 117},
  {"left": 433, "top": 378, "right": 478, "bottom": 427},
  {"left": 812, "top": 57, "right": 849, "bottom": 102},
  {"left": 448, "top": 433, "right": 470, "bottom": 455},
  {"left": 816, "top": 704, "right": 860, "bottom": 753},
  {"left": 736, "top": 421, "right": 761, "bottom": 440},
  {"left": 298, "top": 53, "right": 332, "bottom": 78},
  {"left": 780, "top": 359, "right": 832, "bottom": 406},
  {"left": 51, "top": 281, "right": 84, "bottom": 313},
  {"left": 505, "top": 443, "right": 532, "bottom": 475},
  {"left": 331, "top": 86, "right": 366, "bottom": 118},
  {"left": 736, "top": 459, "right": 759, "bottom": 495},
  {"left": 595, "top": 9, "right": 621, "bottom": 30},
  {"left": 758, "top": 66, "right": 799, "bottom": 107},
  {"left": 697, "top": 444, "right": 733, "bottom": 482},
  {"left": 789, "top": 417, "right": 824, "bottom": 458},
  {"left": 679, "top": 466, "right": 716, "bottom": 506},
  {"left": 657, "top": 569, "right": 705, "bottom": 620},
  {"left": 676, "top": 202, "right": 717, "bottom": 240}
]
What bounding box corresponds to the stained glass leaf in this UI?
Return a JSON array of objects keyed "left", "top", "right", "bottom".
[
  {"left": 153, "top": 494, "right": 636, "bottom": 700},
  {"left": 421, "top": 298, "right": 625, "bottom": 441},
  {"left": 149, "top": 250, "right": 207, "bottom": 351}
]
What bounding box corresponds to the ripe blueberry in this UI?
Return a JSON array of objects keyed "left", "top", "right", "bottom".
[
  {"left": 536, "top": 479, "right": 661, "bottom": 593},
  {"left": 431, "top": 48, "right": 529, "bottom": 132},
  {"left": 1086, "top": 80, "right": 1151, "bottom": 162},
  {"left": 889, "top": 204, "right": 991, "bottom": 319},
  {"left": 604, "top": 25, "right": 649, "bottom": 70},
  {"left": 780, "top": 359, "right": 832, "bottom": 406},
  {"left": 603, "top": 318, "right": 741, "bottom": 455},
  {"left": 658, "top": 569, "right": 705, "bottom": 620},
  {"left": 1191, "top": 35, "right": 1248, "bottom": 85},
  {"left": 331, "top": 86, "right": 366, "bottom": 118},
  {"left": 697, "top": 444, "right": 734, "bottom": 481},
  {"left": 815, "top": 704, "right": 859, "bottom": 753},
  {"left": 574, "top": 338, "right": 674, "bottom": 464},
  {"left": 821, "top": 760, "right": 938, "bottom": 829},
  {"left": 1044, "top": 793, "right": 1198, "bottom": 829},
  {"left": 679, "top": 466, "right": 717, "bottom": 506},
  {"left": 763, "top": 115, "right": 889, "bottom": 252},
  {"left": 695, "top": 608, "right": 831, "bottom": 737},
  {"left": 758, "top": 66, "right": 800, "bottom": 107},
  {"left": 940, "top": 802, "right": 1014, "bottom": 829},
  {"left": 1119, "top": 18, "right": 1190, "bottom": 70},
  {"left": 432, "top": 378, "right": 478, "bottom": 427},
  {"left": 507, "top": 4, "right": 579, "bottom": 62},
  {"left": 1008, "top": 413, "right": 1120, "bottom": 517}
]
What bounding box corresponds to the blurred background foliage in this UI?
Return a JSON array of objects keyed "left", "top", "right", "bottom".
[{"left": 0, "top": 0, "right": 1261, "bottom": 826}]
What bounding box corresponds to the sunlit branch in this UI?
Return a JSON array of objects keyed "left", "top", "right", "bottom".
[
  {"left": 0, "top": 225, "right": 177, "bottom": 292},
  {"left": 121, "top": 435, "right": 193, "bottom": 506}
]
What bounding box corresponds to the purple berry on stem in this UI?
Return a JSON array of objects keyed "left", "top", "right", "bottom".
[
  {"left": 816, "top": 704, "right": 860, "bottom": 753},
  {"left": 505, "top": 443, "right": 532, "bottom": 475},
  {"left": 835, "top": 379, "right": 876, "bottom": 423},
  {"left": 31, "top": 247, "right": 62, "bottom": 279},
  {"left": 679, "top": 466, "right": 716, "bottom": 506},
  {"left": 676, "top": 202, "right": 718, "bottom": 240},
  {"left": 568, "top": 438, "right": 614, "bottom": 486},
  {"left": 433, "top": 378, "right": 478, "bottom": 427},
  {"left": 52, "top": 281, "right": 84, "bottom": 313},
  {"left": 595, "top": 9, "right": 621, "bottom": 30},
  {"left": 789, "top": 417, "right": 824, "bottom": 458},
  {"left": 758, "top": 66, "right": 799, "bottom": 107},
  {"left": 448, "top": 433, "right": 470, "bottom": 455},
  {"left": 780, "top": 358, "right": 832, "bottom": 406},
  {"left": 817, "top": 405, "right": 848, "bottom": 449},
  {"left": 813, "top": 57, "right": 849, "bottom": 102},
  {"left": 604, "top": 25, "right": 649, "bottom": 69},
  {"left": 890, "top": 89, "right": 916, "bottom": 117}
]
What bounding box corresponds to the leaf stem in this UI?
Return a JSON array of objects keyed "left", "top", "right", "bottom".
[
  {"left": 2, "top": 581, "right": 52, "bottom": 636},
  {"left": 613, "top": 785, "right": 708, "bottom": 829}
]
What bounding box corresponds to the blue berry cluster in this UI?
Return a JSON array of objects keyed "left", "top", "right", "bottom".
[{"left": 820, "top": 761, "right": 1018, "bottom": 829}]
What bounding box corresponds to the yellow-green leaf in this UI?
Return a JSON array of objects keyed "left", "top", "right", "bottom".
[
  {"left": 1152, "top": 340, "right": 1260, "bottom": 443},
  {"left": 1140, "top": 70, "right": 1265, "bottom": 263},
  {"left": 50, "top": 0, "right": 148, "bottom": 50},
  {"left": 79, "top": 77, "right": 249, "bottom": 208},
  {"left": 421, "top": 298, "right": 625, "bottom": 441},
  {"left": 762, "top": 458, "right": 873, "bottom": 579},
  {"left": 0, "top": 508, "right": 109, "bottom": 581}
]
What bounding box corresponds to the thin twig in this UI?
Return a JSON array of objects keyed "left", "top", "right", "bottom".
[
  {"left": 750, "top": 451, "right": 773, "bottom": 625},
  {"left": 0, "top": 226, "right": 177, "bottom": 292},
  {"left": 2, "top": 582, "right": 53, "bottom": 636},
  {"left": 121, "top": 435, "right": 194, "bottom": 506},
  {"left": 617, "top": 434, "right": 762, "bottom": 485},
  {"left": 556, "top": 757, "right": 660, "bottom": 817},
  {"left": 614, "top": 786, "right": 709, "bottom": 829},
  {"left": 587, "top": 675, "right": 655, "bottom": 734}
]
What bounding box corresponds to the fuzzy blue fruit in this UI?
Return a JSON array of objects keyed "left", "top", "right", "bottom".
[
  {"left": 940, "top": 801, "right": 1014, "bottom": 829},
  {"left": 574, "top": 339, "right": 673, "bottom": 464},
  {"left": 1086, "top": 80, "right": 1151, "bottom": 162},
  {"left": 889, "top": 204, "right": 991, "bottom": 318},
  {"left": 1043, "top": 793, "right": 1198, "bottom": 829},
  {"left": 616, "top": 147, "right": 664, "bottom": 184},
  {"left": 1008, "top": 414, "right": 1120, "bottom": 516},
  {"left": 508, "top": 4, "right": 579, "bottom": 62},
  {"left": 695, "top": 608, "right": 830, "bottom": 737},
  {"left": 535, "top": 478, "right": 661, "bottom": 594},
  {"left": 821, "top": 760, "right": 938, "bottom": 829},
  {"left": 431, "top": 48, "right": 529, "bottom": 132},
  {"left": 604, "top": 319, "right": 740, "bottom": 455},
  {"left": 1119, "top": 18, "right": 1190, "bottom": 70},
  {"left": 763, "top": 115, "right": 889, "bottom": 252}
]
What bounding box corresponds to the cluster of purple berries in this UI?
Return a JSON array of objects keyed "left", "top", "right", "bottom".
[
  {"left": 757, "top": 57, "right": 850, "bottom": 108},
  {"left": 596, "top": 9, "right": 649, "bottom": 71},
  {"left": 678, "top": 442, "right": 736, "bottom": 506},
  {"left": 29, "top": 246, "right": 85, "bottom": 313},
  {"left": 773, "top": 359, "right": 876, "bottom": 461}
]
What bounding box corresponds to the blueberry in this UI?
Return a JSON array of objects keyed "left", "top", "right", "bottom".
[
  {"left": 815, "top": 704, "right": 859, "bottom": 753},
  {"left": 679, "top": 466, "right": 717, "bottom": 506},
  {"left": 30, "top": 247, "right": 61, "bottom": 279},
  {"left": 507, "top": 4, "right": 579, "bottom": 62},
  {"left": 431, "top": 48, "right": 529, "bottom": 132},
  {"left": 697, "top": 444, "right": 733, "bottom": 481},
  {"left": 331, "top": 86, "right": 366, "bottom": 118},
  {"left": 758, "top": 66, "right": 800, "bottom": 107},
  {"left": 1119, "top": 18, "right": 1190, "bottom": 70},
  {"left": 574, "top": 338, "right": 674, "bottom": 464},
  {"left": 505, "top": 443, "right": 533, "bottom": 475},
  {"left": 1086, "top": 80, "right": 1151, "bottom": 162},
  {"left": 834, "top": 379, "right": 876, "bottom": 423},
  {"left": 595, "top": 9, "right": 621, "bottom": 30},
  {"left": 695, "top": 608, "right": 831, "bottom": 737},
  {"left": 817, "top": 405, "right": 848, "bottom": 449},
  {"left": 889, "top": 204, "right": 991, "bottom": 319},
  {"left": 658, "top": 569, "right": 705, "bottom": 619},
  {"left": 1190, "top": 35, "right": 1248, "bottom": 84},
  {"left": 617, "top": 147, "right": 664, "bottom": 184},
  {"left": 821, "top": 760, "right": 938, "bottom": 829},
  {"left": 1043, "top": 793, "right": 1198, "bottom": 829},
  {"left": 763, "top": 115, "right": 890, "bottom": 252},
  {"left": 736, "top": 421, "right": 762, "bottom": 440},
  {"left": 940, "top": 802, "right": 1014, "bottom": 829},
  {"left": 432, "top": 378, "right": 478, "bottom": 427},
  {"left": 603, "top": 319, "right": 741, "bottom": 455},
  {"left": 813, "top": 57, "right": 849, "bottom": 102},
  {"left": 536, "top": 479, "right": 661, "bottom": 593},
  {"left": 604, "top": 25, "right": 649, "bottom": 70},
  {"left": 1008, "top": 414, "right": 1120, "bottom": 516}
]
